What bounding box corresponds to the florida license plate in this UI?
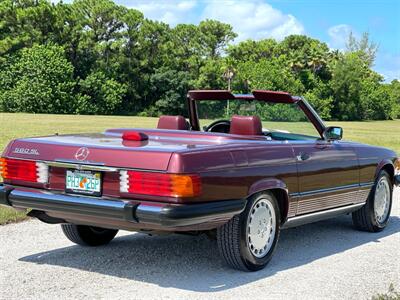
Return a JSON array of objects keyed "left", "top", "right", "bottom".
[{"left": 65, "top": 170, "right": 102, "bottom": 196}]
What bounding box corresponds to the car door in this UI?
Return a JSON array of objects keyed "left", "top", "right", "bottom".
[{"left": 291, "top": 139, "right": 360, "bottom": 215}]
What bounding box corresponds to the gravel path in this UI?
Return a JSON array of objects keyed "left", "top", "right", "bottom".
[{"left": 1, "top": 188, "right": 399, "bottom": 300}]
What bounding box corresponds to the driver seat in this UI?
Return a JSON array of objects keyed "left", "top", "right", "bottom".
[{"left": 229, "top": 115, "right": 263, "bottom": 135}]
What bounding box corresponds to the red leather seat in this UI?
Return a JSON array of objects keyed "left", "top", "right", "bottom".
[
  {"left": 157, "top": 115, "right": 189, "bottom": 130},
  {"left": 229, "top": 115, "right": 263, "bottom": 135}
]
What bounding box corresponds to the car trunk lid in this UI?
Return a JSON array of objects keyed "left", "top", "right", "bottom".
[{"left": 3, "top": 129, "right": 261, "bottom": 171}]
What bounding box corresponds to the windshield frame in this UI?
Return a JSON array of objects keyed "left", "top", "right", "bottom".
[{"left": 186, "top": 90, "right": 326, "bottom": 139}]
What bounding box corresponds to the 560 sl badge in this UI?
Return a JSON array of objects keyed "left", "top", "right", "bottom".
[{"left": 12, "top": 148, "right": 40, "bottom": 155}]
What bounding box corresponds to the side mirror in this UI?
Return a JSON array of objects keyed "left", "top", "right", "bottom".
[{"left": 323, "top": 126, "right": 343, "bottom": 141}]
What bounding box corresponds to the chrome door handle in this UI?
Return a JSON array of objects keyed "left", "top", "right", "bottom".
[{"left": 296, "top": 152, "right": 310, "bottom": 161}]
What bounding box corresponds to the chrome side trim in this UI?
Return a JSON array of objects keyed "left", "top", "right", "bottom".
[
  {"left": 360, "top": 181, "right": 375, "bottom": 188},
  {"left": 287, "top": 201, "right": 297, "bottom": 217},
  {"left": 297, "top": 190, "right": 360, "bottom": 215},
  {"left": 358, "top": 189, "right": 371, "bottom": 202},
  {"left": 1, "top": 156, "right": 113, "bottom": 171},
  {"left": 47, "top": 160, "right": 118, "bottom": 172},
  {"left": 299, "top": 184, "right": 359, "bottom": 197},
  {"left": 282, "top": 202, "right": 365, "bottom": 229},
  {"left": 289, "top": 182, "right": 374, "bottom": 198}
]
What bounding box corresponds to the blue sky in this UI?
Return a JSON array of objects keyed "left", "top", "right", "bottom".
[{"left": 94, "top": 0, "right": 400, "bottom": 81}]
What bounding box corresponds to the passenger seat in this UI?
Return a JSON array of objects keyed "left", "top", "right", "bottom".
[
  {"left": 229, "top": 115, "right": 263, "bottom": 135},
  {"left": 157, "top": 115, "right": 189, "bottom": 130}
]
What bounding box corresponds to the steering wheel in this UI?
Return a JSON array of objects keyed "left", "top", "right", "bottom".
[{"left": 204, "top": 119, "right": 231, "bottom": 133}]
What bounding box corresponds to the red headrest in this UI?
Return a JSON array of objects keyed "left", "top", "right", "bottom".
[
  {"left": 157, "top": 115, "right": 189, "bottom": 130},
  {"left": 229, "top": 115, "right": 263, "bottom": 136}
]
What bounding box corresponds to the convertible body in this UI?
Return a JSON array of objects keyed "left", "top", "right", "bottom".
[{"left": 1, "top": 90, "right": 399, "bottom": 271}]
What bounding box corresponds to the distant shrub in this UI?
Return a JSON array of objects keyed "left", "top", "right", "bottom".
[
  {"left": 77, "top": 71, "right": 127, "bottom": 115},
  {"left": 0, "top": 44, "right": 76, "bottom": 113}
]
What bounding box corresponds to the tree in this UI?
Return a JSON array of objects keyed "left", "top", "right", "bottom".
[
  {"left": 235, "top": 57, "right": 304, "bottom": 95},
  {"left": 221, "top": 57, "right": 236, "bottom": 91},
  {"left": 330, "top": 51, "right": 394, "bottom": 121},
  {"left": 386, "top": 80, "right": 400, "bottom": 118},
  {"left": 0, "top": 2, "right": 398, "bottom": 120},
  {"left": 62, "top": 0, "right": 128, "bottom": 78},
  {"left": 170, "top": 24, "right": 204, "bottom": 75},
  {"left": 0, "top": 0, "right": 57, "bottom": 58},
  {"left": 346, "top": 32, "right": 378, "bottom": 67},
  {"left": 198, "top": 20, "right": 237, "bottom": 58},
  {"left": 77, "top": 71, "right": 127, "bottom": 115},
  {"left": 359, "top": 80, "right": 393, "bottom": 120},
  {"left": 142, "top": 68, "right": 190, "bottom": 116},
  {"left": 227, "top": 39, "right": 277, "bottom": 63},
  {"left": 0, "top": 43, "right": 76, "bottom": 113},
  {"left": 330, "top": 52, "right": 366, "bottom": 120}
]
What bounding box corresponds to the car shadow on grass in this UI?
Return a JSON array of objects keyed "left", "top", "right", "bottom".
[{"left": 20, "top": 215, "right": 400, "bottom": 292}]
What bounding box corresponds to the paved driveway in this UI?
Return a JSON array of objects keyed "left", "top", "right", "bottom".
[{"left": 0, "top": 188, "right": 399, "bottom": 300}]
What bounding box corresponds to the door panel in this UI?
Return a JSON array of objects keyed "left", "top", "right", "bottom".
[{"left": 292, "top": 140, "right": 360, "bottom": 215}]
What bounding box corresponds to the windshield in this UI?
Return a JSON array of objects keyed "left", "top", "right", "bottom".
[{"left": 197, "top": 100, "right": 320, "bottom": 139}]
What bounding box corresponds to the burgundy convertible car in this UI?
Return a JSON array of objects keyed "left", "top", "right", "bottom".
[{"left": 1, "top": 90, "right": 399, "bottom": 271}]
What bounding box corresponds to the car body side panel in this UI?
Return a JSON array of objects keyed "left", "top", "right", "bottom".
[
  {"left": 291, "top": 140, "right": 361, "bottom": 215},
  {"left": 168, "top": 144, "right": 298, "bottom": 216},
  {"left": 353, "top": 144, "right": 397, "bottom": 185}
]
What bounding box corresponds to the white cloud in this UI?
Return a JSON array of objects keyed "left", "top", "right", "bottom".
[
  {"left": 127, "top": 0, "right": 198, "bottom": 26},
  {"left": 327, "top": 24, "right": 355, "bottom": 50},
  {"left": 201, "top": 1, "right": 304, "bottom": 41},
  {"left": 125, "top": 0, "right": 304, "bottom": 40}
]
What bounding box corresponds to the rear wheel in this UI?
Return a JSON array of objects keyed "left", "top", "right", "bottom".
[
  {"left": 61, "top": 224, "right": 118, "bottom": 246},
  {"left": 352, "top": 170, "right": 393, "bottom": 232},
  {"left": 217, "top": 192, "right": 280, "bottom": 271}
]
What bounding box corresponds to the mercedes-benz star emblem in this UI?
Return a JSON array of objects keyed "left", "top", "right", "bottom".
[{"left": 75, "top": 147, "right": 90, "bottom": 161}]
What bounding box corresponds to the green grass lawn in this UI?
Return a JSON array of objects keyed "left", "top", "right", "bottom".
[{"left": 0, "top": 113, "right": 399, "bottom": 225}]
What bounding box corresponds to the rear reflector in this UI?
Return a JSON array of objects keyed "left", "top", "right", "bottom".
[
  {"left": 36, "top": 162, "right": 49, "bottom": 183},
  {"left": 120, "top": 170, "right": 201, "bottom": 198},
  {"left": 0, "top": 158, "right": 48, "bottom": 183}
]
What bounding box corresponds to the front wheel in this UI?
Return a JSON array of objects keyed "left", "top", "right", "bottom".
[
  {"left": 352, "top": 170, "right": 393, "bottom": 232},
  {"left": 61, "top": 224, "right": 118, "bottom": 246},
  {"left": 217, "top": 192, "right": 280, "bottom": 271}
]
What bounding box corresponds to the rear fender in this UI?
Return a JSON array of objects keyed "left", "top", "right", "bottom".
[
  {"left": 248, "top": 178, "right": 289, "bottom": 222},
  {"left": 1, "top": 140, "right": 15, "bottom": 156}
]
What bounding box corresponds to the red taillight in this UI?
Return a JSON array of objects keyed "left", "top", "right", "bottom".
[
  {"left": 120, "top": 170, "right": 201, "bottom": 198},
  {"left": 0, "top": 158, "right": 7, "bottom": 180},
  {"left": 0, "top": 158, "right": 48, "bottom": 183}
]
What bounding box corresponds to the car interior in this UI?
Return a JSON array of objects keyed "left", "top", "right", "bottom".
[{"left": 156, "top": 114, "right": 318, "bottom": 141}]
